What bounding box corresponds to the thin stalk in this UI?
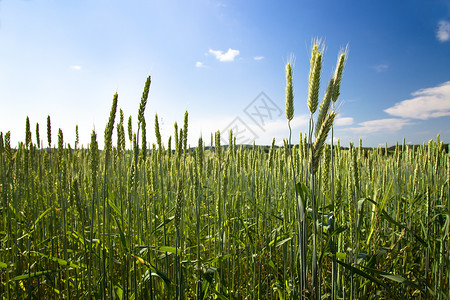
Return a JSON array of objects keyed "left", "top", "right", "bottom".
[{"left": 287, "top": 120, "right": 305, "bottom": 294}]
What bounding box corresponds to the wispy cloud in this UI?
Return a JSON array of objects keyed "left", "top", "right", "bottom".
[
  {"left": 70, "top": 65, "right": 82, "bottom": 70},
  {"left": 347, "top": 118, "right": 413, "bottom": 134},
  {"left": 437, "top": 21, "right": 450, "bottom": 42},
  {"left": 195, "top": 61, "right": 204, "bottom": 68},
  {"left": 216, "top": 1, "right": 227, "bottom": 8},
  {"left": 243, "top": 114, "right": 309, "bottom": 137},
  {"left": 246, "top": 114, "right": 309, "bottom": 144},
  {"left": 335, "top": 117, "right": 354, "bottom": 126},
  {"left": 253, "top": 56, "right": 264, "bottom": 61},
  {"left": 384, "top": 81, "right": 450, "bottom": 119},
  {"left": 373, "top": 64, "right": 389, "bottom": 72},
  {"left": 209, "top": 48, "right": 240, "bottom": 62}
]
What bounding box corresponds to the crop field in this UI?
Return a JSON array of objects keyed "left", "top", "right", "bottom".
[{"left": 0, "top": 43, "right": 449, "bottom": 299}]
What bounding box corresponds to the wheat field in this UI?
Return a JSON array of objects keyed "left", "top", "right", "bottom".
[{"left": 0, "top": 43, "right": 449, "bottom": 300}]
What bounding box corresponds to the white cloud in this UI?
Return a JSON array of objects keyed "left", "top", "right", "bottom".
[
  {"left": 373, "top": 64, "right": 389, "bottom": 72},
  {"left": 347, "top": 118, "right": 413, "bottom": 134},
  {"left": 70, "top": 65, "right": 82, "bottom": 70},
  {"left": 195, "top": 61, "right": 204, "bottom": 68},
  {"left": 437, "top": 21, "right": 450, "bottom": 42},
  {"left": 244, "top": 114, "right": 309, "bottom": 145},
  {"left": 384, "top": 81, "right": 450, "bottom": 120},
  {"left": 291, "top": 114, "right": 310, "bottom": 128},
  {"left": 248, "top": 114, "right": 308, "bottom": 132},
  {"left": 209, "top": 48, "right": 240, "bottom": 62},
  {"left": 193, "top": 114, "right": 309, "bottom": 146},
  {"left": 253, "top": 56, "right": 264, "bottom": 61},
  {"left": 216, "top": 2, "right": 227, "bottom": 8},
  {"left": 335, "top": 117, "right": 354, "bottom": 126}
]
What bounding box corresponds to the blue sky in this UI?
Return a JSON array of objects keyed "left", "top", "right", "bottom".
[{"left": 1, "top": 0, "right": 450, "bottom": 148}]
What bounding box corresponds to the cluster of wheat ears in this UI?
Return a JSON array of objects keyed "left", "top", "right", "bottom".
[{"left": 0, "top": 41, "right": 449, "bottom": 299}]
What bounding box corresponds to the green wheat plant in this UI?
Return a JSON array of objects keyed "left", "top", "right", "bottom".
[{"left": 284, "top": 40, "right": 347, "bottom": 299}]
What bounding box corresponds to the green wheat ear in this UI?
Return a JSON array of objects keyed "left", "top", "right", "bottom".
[
  {"left": 104, "top": 93, "right": 118, "bottom": 154},
  {"left": 311, "top": 111, "right": 335, "bottom": 174},
  {"left": 58, "top": 128, "right": 64, "bottom": 166},
  {"left": 285, "top": 62, "right": 294, "bottom": 121},
  {"left": 307, "top": 41, "right": 322, "bottom": 114},
  {"left": 332, "top": 49, "right": 347, "bottom": 102},
  {"left": 177, "top": 128, "right": 183, "bottom": 159},
  {"left": 268, "top": 138, "right": 276, "bottom": 168},
  {"left": 141, "top": 117, "right": 147, "bottom": 160},
  {"left": 75, "top": 125, "right": 79, "bottom": 150},
  {"left": 4, "top": 131, "right": 12, "bottom": 163},
  {"left": 47, "top": 116, "right": 51, "bottom": 148},
  {"left": 132, "top": 133, "right": 138, "bottom": 160},
  {"left": 25, "top": 116, "right": 31, "bottom": 148},
  {"left": 138, "top": 76, "right": 151, "bottom": 129},
  {"left": 155, "top": 114, "right": 162, "bottom": 151},
  {"left": 90, "top": 129, "right": 99, "bottom": 188},
  {"left": 215, "top": 130, "right": 221, "bottom": 162},
  {"left": 196, "top": 137, "right": 204, "bottom": 176},
  {"left": 315, "top": 78, "right": 334, "bottom": 137},
  {"left": 36, "top": 123, "right": 40, "bottom": 149},
  {"left": 174, "top": 122, "right": 179, "bottom": 156},
  {"left": 117, "top": 109, "right": 125, "bottom": 153},
  {"left": 309, "top": 43, "right": 319, "bottom": 82},
  {"left": 127, "top": 115, "right": 133, "bottom": 145},
  {"left": 183, "top": 111, "right": 188, "bottom": 154},
  {"left": 167, "top": 136, "right": 172, "bottom": 158},
  {"left": 228, "top": 130, "right": 233, "bottom": 152}
]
